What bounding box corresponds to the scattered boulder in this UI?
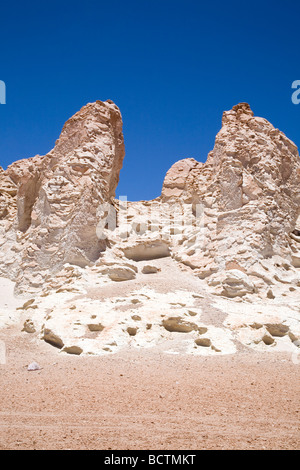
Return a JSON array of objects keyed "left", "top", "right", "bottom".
[
  {"left": 142, "top": 265, "right": 160, "bottom": 274},
  {"left": 131, "top": 315, "right": 141, "bottom": 321},
  {"left": 262, "top": 334, "right": 275, "bottom": 346},
  {"left": 43, "top": 329, "right": 64, "bottom": 349},
  {"left": 87, "top": 323, "right": 105, "bottom": 332},
  {"left": 107, "top": 266, "right": 136, "bottom": 282},
  {"left": 162, "top": 317, "right": 202, "bottom": 333},
  {"left": 265, "top": 323, "right": 289, "bottom": 337},
  {"left": 127, "top": 327, "right": 138, "bottom": 336},
  {"left": 62, "top": 346, "right": 83, "bottom": 355},
  {"left": 195, "top": 338, "right": 211, "bottom": 347},
  {"left": 17, "top": 299, "right": 36, "bottom": 310},
  {"left": 267, "top": 288, "right": 275, "bottom": 299}
]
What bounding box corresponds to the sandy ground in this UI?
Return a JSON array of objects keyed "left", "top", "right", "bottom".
[{"left": 0, "top": 324, "right": 299, "bottom": 450}]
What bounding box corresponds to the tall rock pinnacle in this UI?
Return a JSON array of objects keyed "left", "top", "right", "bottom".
[
  {"left": 0, "top": 100, "right": 125, "bottom": 290},
  {"left": 161, "top": 103, "right": 300, "bottom": 280}
]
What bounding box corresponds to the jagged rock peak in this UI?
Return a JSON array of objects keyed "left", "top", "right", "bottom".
[{"left": 161, "top": 102, "right": 300, "bottom": 282}]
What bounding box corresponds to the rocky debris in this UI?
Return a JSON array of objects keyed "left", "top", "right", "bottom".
[{"left": 20, "top": 285, "right": 236, "bottom": 356}]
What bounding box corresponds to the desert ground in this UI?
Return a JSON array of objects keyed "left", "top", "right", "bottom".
[{"left": 0, "top": 324, "right": 299, "bottom": 450}]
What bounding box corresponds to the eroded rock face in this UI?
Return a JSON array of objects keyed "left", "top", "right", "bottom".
[
  {"left": 161, "top": 102, "right": 300, "bottom": 290},
  {"left": 0, "top": 100, "right": 125, "bottom": 292},
  {"left": 1, "top": 101, "right": 299, "bottom": 298}
]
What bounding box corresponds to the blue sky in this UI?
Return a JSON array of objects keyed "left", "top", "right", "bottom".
[{"left": 0, "top": 0, "right": 299, "bottom": 200}]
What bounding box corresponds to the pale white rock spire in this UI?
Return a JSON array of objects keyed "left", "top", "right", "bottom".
[{"left": 0, "top": 100, "right": 125, "bottom": 291}]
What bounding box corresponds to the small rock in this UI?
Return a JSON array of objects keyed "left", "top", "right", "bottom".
[
  {"left": 195, "top": 338, "right": 211, "bottom": 347},
  {"left": 266, "top": 323, "right": 289, "bottom": 337},
  {"left": 127, "top": 327, "right": 138, "bottom": 336},
  {"left": 142, "top": 265, "right": 160, "bottom": 274},
  {"left": 43, "top": 329, "right": 64, "bottom": 349},
  {"left": 17, "top": 299, "right": 35, "bottom": 310},
  {"left": 267, "top": 288, "right": 275, "bottom": 299},
  {"left": 27, "top": 362, "right": 41, "bottom": 371},
  {"left": 22, "top": 319, "right": 36, "bottom": 334},
  {"left": 62, "top": 346, "right": 83, "bottom": 355},
  {"left": 162, "top": 317, "right": 200, "bottom": 333},
  {"left": 131, "top": 315, "right": 141, "bottom": 321},
  {"left": 87, "top": 323, "right": 104, "bottom": 332},
  {"left": 262, "top": 334, "right": 275, "bottom": 345},
  {"left": 108, "top": 266, "right": 136, "bottom": 282}
]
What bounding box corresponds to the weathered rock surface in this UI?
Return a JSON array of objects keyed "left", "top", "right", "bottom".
[
  {"left": 0, "top": 100, "right": 125, "bottom": 292},
  {"left": 161, "top": 102, "right": 300, "bottom": 293}
]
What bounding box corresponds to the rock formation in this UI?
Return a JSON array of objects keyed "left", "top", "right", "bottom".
[
  {"left": 0, "top": 100, "right": 125, "bottom": 290},
  {"left": 0, "top": 100, "right": 299, "bottom": 357},
  {"left": 161, "top": 103, "right": 300, "bottom": 287}
]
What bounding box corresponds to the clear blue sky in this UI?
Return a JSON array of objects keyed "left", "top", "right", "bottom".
[{"left": 0, "top": 0, "right": 299, "bottom": 200}]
